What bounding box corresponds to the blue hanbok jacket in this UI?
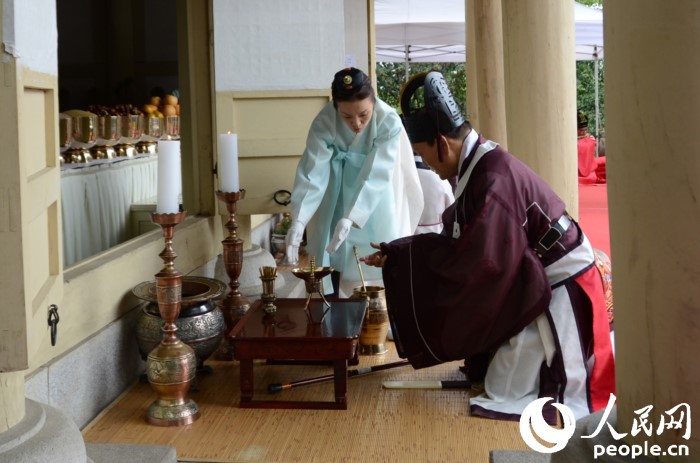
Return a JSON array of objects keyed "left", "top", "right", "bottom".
[{"left": 291, "top": 98, "right": 423, "bottom": 290}]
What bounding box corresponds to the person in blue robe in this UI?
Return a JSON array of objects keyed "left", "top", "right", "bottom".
[{"left": 286, "top": 67, "right": 423, "bottom": 296}]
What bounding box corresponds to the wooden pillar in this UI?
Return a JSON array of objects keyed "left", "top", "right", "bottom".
[
  {"left": 501, "top": 0, "right": 578, "bottom": 218},
  {"left": 466, "top": 0, "right": 479, "bottom": 130},
  {"left": 470, "top": 0, "right": 507, "bottom": 149},
  {"left": 605, "top": 1, "right": 699, "bottom": 458}
]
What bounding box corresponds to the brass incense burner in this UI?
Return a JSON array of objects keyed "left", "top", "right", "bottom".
[{"left": 291, "top": 256, "right": 333, "bottom": 323}]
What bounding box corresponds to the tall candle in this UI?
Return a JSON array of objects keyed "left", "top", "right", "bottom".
[
  {"left": 218, "top": 133, "right": 239, "bottom": 192},
  {"left": 156, "top": 140, "right": 182, "bottom": 213}
]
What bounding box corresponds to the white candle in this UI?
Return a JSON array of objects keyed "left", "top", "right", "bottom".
[
  {"left": 218, "top": 133, "right": 240, "bottom": 192},
  {"left": 156, "top": 139, "right": 182, "bottom": 213}
]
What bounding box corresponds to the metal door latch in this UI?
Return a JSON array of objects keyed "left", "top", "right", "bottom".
[{"left": 48, "top": 304, "right": 59, "bottom": 346}]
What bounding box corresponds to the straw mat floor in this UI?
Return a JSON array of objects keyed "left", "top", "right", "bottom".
[{"left": 82, "top": 342, "right": 529, "bottom": 462}]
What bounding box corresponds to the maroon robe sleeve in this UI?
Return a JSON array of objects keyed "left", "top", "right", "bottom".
[{"left": 381, "top": 187, "right": 552, "bottom": 369}]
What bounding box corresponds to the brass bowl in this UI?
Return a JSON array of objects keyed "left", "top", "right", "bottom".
[
  {"left": 292, "top": 266, "right": 334, "bottom": 294},
  {"left": 132, "top": 276, "right": 226, "bottom": 315},
  {"left": 291, "top": 266, "right": 334, "bottom": 281}
]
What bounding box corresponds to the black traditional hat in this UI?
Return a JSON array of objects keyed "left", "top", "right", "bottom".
[
  {"left": 332, "top": 67, "right": 368, "bottom": 97},
  {"left": 400, "top": 71, "right": 465, "bottom": 144},
  {"left": 577, "top": 111, "right": 589, "bottom": 129}
]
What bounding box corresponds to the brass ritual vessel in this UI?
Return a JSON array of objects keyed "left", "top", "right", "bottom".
[
  {"left": 353, "top": 285, "right": 390, "bottom": 355},
  {"left": 145, "top": 211, "right": 200, "bottom": 427},
  {"left": 63, "top": 113, "right": 97, "bottom": 164},
  {"left": 291, "top": 256, "right": 333, "bottom": 324},
  {"left": 116, "top": 114, "right": 144, "bottom": 157},
  {"left": 137, "top": 116, "right": 164, "bottom": 154},
  {"left": 59, "top": 114, "right": 72, "bottom": 167},
  {"left": 164, "top": 115, "right": 180, "bottom": 139},
  {"left": 215, "top": 190, "right": 251, "bottom": 360},
  {"left": 92, "top": 115, "right": 122, "bottom": 160},
  {"left": 350, "top": 245, "right": 389, "bottom": 354}
]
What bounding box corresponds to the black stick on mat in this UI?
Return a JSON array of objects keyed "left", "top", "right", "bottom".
[{"left": 268, "top": 359, "right": 410, "bottom": 394}]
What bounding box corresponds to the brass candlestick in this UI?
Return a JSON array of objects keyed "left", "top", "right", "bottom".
[
  {"left": 215, "top": 190, "right": 251, "bottom": 360},
  {"left": 145, "top": 211, "right": 200, "bottom": 427}
]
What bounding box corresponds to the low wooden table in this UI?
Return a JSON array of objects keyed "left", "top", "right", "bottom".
[{"left": 230, "top": 298, "right": 367, "bottom": 410}]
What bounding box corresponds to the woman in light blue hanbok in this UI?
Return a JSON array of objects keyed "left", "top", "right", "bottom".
[{"left": 286, "top": 67, "right": 423, "bottom": 296}]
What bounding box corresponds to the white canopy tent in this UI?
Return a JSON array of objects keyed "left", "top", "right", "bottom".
[
  {"left": 375, "top": 0, "right": 604, "bottom": 62},
  {"left": 375, "top": 0, "right": 604, "bottom": 141}
]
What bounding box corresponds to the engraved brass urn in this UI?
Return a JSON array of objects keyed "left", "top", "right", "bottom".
[{"left": 134, "top": 276, "right": 226, "bottom": 373}]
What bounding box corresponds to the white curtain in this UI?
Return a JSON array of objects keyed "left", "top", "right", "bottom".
[{"left": 61, "top": 155, "right": 158, "bottom": 267}]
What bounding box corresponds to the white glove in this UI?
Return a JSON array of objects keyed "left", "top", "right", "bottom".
[
  {"left": 326, "top": 218, "right": 353, "bottom": 254},
  {"left": 285, "top": 220, "right": 305, "bottom": 265}
]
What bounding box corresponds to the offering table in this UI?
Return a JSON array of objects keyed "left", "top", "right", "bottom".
[{"left": 230, "top": 298, "right": 367, "bottom": 410}]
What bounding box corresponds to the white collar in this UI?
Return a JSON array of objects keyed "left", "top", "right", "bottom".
[
  {"left": 413, "top": 155, "right": 423, "bottom": 163},
  {"left": 457, "top": 129, "right": 479, "bottom": 177}
]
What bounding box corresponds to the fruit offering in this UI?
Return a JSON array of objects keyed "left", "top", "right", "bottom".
[{"left": 143, "top": 93, "right": 180, "bottom": 119}]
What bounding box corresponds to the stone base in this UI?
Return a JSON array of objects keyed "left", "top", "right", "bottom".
[
  {"left": 0, "top": 399, "right": 87, "bottom": 463},
  {"left": 0, "top": 399, "right": 179, "bottom": 463},
  {"left": 490, "top": 450, "right": 550, "bottom": 463},
  {"left": 86, "top": 443, "right": 176, "bottom": 463},
  {"left": 492, "top": 406, "right": 656, "bottom": 463}
]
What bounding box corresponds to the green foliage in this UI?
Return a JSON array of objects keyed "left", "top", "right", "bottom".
[
  {"left": 376, "top": 62, "right": 467, "bottom": 115},
  {"left": 577, "top": 60, "right": 605, "bottom": 136},
  {"left": 377, "top": 59, "right": 604, "bottom": 136},
  {"left": 577, "top": 0, "right": 602, "bottom": 7}
]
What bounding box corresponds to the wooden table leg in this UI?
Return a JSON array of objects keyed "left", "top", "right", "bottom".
[
  {"left": 333, "top": 359, "right": 348, "bottom": 408},
  {"left": 239, "top": 359, "right": 254, "bottom": 404}
]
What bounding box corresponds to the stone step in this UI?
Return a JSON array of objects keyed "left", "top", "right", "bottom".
[
  {"left": 86, "top": 443, "right": 177, "bottom": 463},
  {"left": 490, "top": 450, "right": 550, "bottom": 463}
]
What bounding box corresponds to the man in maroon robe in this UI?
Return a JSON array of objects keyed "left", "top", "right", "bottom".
[{"left": 363, "top": 72, "right": 615, "bottom": 422}]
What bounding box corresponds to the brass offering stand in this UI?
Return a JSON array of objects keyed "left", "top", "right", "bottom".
[
  {"left": 145, "top": 211, "right": 200, "bottom": 426},
  {"left": 215, "top": 190, "right": 251, "bottom": 360},
  {"left": 291, "top": 256, "right": 333, "bottom": 324}
]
